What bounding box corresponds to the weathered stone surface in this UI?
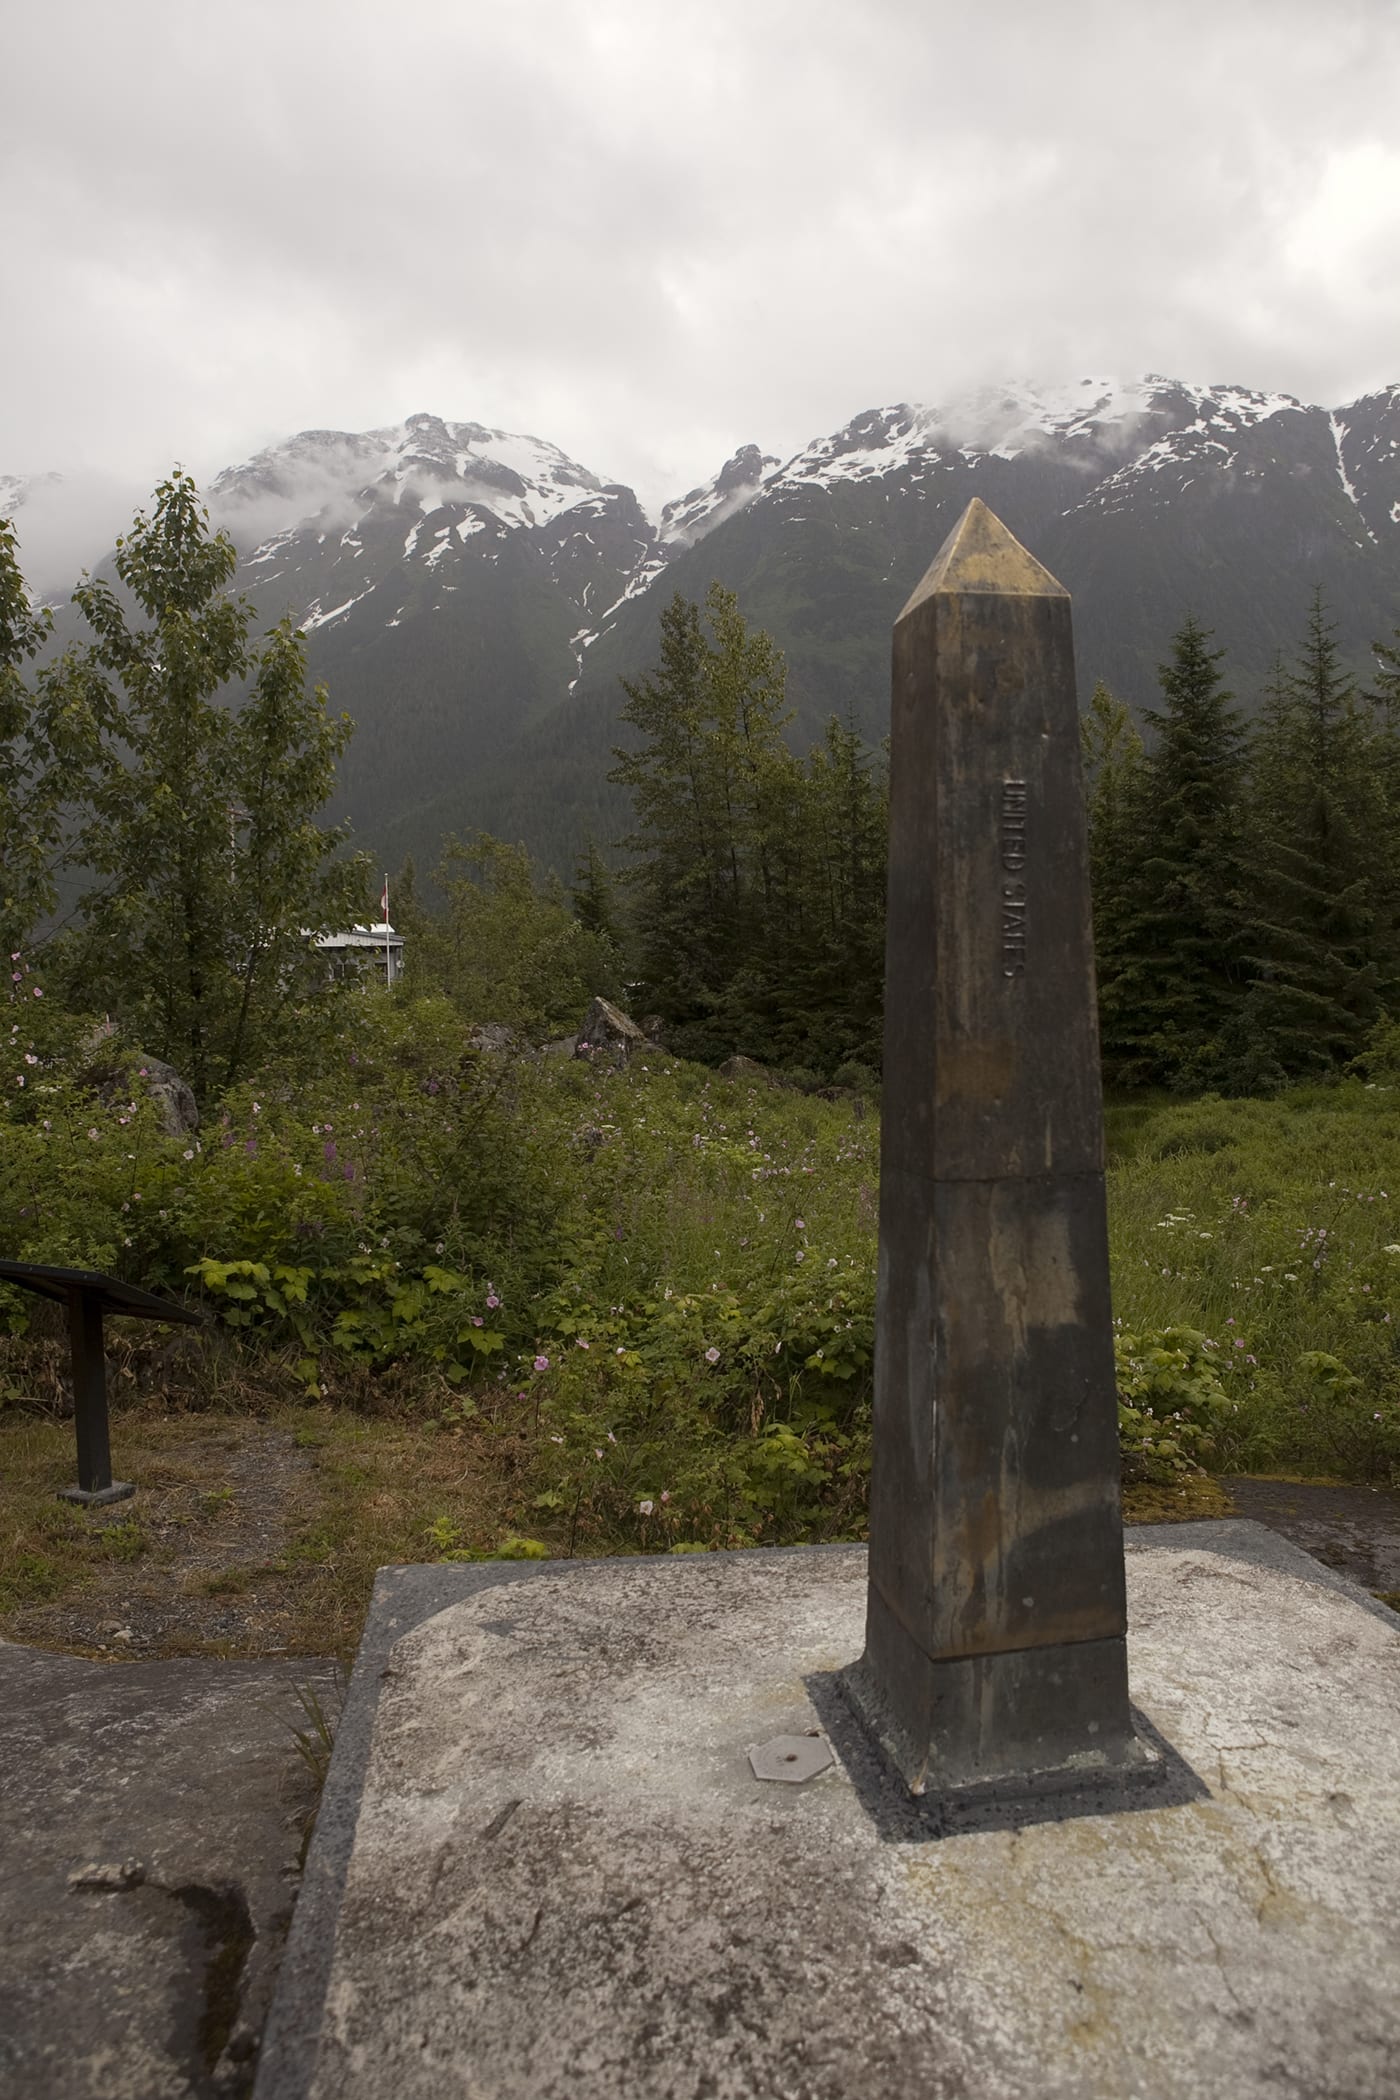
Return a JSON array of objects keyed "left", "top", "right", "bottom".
[
  {"left": 853, "top": 497, "right": 1131, "bottom": 1793},
  {"left": 574, "top": 995, "right": 645, "bottom": 1064},
  {"left": 717, "top": 1052, "right": 773, "bottom": 1083},
  {"left": 135, "top": 1055, "right": 202, "bottom": 1138},
  {"left": 82, "top": 1024, "right": 201, "bottom": 1136},
  {"left": 256, "top": 1530, "right": 1400, "bottom": 2100},
  {"left": 0, "top": 1640, "right": 336, "bottom": 2099}
]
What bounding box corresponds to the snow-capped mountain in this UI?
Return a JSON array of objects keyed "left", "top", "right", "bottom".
[
  {"left": 8, "top": 378, "right": 1400, "bottom": 876},
  {"left": 659, "top": 443, "right": 779, "bottom": 547},
  {"left": 453, "top": 374, "right": 1400, "bottom": 875}
]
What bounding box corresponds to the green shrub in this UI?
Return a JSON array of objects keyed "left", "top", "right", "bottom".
[{"left": 1113, "top": 1326, "right": 1230, "bottom": 1481}]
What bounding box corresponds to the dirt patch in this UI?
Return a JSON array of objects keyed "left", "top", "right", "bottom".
[
  {"left": 1218, "top": 1475, "right": 1400, "bottom": 1605},
  {"left": 1123, "top": 1475, "right": 1235, "bottom": 1525},
  {"left": 0, "top": 1398, "right": 528, "bottom": 1662},
  {"left": 1, "top": 1418, "right": 322, "bottom": 1659}
]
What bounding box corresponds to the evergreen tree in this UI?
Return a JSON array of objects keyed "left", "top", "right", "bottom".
[
  {"left": 610, "top": 589, "right": 892, "bottom": 1074},
  {"left": 1100, "top": 622, "right": 1249, "bottom": 1088},
  {"left": 1365, "top": 623, "right": 1400, "bottom": 816},
  {"left": 0, "top": 516, "right": 107, "bottom": 957},
  {"left": 1239, "top": 592, "right": 1394, "bottom": 1080},
  {"left": 610, "top": 584, "right": 798, "bottom": 1060},
  {"left": 781, "top": 716, "right": 887, "bottom": 1076},
  {"left": 388, "top": 853, "right": 429, "bottom": 947},
  {"left": 570, "top": 838, "right": 619, "bottom": 947},
  {"left": 57, "top": 472, "right": 368, "bottom": 1096},
  {"left": 1079, "top": 678, "right": 1146, "bottom": 1066}
]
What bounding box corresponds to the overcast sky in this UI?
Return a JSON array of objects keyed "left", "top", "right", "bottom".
[{"left": 4, "top": 0, "right": 1400, "bottom": 583}]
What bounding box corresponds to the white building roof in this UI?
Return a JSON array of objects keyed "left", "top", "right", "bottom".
[{"left": 315, "top": 923, "right": 403, "bottom": 950}]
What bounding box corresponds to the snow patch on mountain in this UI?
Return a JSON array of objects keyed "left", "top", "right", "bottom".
[
  {"left": 211, "top": 412, "right": 612, "bottom": 556},
  {"left": 660, "top": 444, "right": 779, "bottom": 548},
  {"left": 0, "top": 472, "right": 31, "bottom": 519},
  {"left": 767, "top": 378, "right": 1308, "bottom": 507},
  {"left": 302, "top": 591, "right": 375, "bottom": 632},
  {"left": 1329, "top": 412, "right": 1377, "bottom": 543}
]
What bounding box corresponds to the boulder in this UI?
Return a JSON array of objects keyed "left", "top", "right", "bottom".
[
  {"left": 134, "top": 1055, "right": 201, "bottom": 1137},
  {"left": 574, "top": 997, "right": 646, "bottom": 1067},
  {"left": 80, "top": 1023, "right": 200, "bottom": 1136},
  {"left": 717, "top": 1054, "right": 774, "bottom": 1085},
  {"left": 464, "top": 1023, "right": 518, "bottom": 1057}
]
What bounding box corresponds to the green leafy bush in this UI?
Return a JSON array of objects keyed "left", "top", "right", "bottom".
[{"left": 1113, "top": 1326, "right": 1230, "bottom": 1481}]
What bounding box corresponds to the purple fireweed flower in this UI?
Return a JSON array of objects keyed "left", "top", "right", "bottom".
[{"left": 533, "top": 1354, "right": 550, "bottom": 1372}]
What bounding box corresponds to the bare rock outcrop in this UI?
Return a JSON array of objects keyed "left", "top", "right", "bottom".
[{"left": 574, "top": 998, "right": 646, "bottom": 1067}]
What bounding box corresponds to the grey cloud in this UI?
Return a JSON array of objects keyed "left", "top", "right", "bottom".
[{"left": 3, "top": 0, "right": 1399, "bottom": 590}]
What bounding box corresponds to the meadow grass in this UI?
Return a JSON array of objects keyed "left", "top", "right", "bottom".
[
  {"left": 1104, "top": 1084, "right": 1400, "bottom": 1478},
  {"left": 5, "top": 1011, "right": 1400, "bottom": 1658}
]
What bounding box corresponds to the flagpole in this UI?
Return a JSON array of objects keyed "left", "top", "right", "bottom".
[{"left": 382, "top": 872, "right": 390, "bottom": 988}]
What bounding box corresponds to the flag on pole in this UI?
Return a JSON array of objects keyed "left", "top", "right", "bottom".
[
  {"left": 380, "top": 874, "right": 389, "bottom": 922},
  {"left": 382, "top": 874, "right": 391, "bottom": 986}
]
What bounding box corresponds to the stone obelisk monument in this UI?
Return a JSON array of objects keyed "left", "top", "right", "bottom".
[{"left": 844, "top": 497, "right": 1142, "bottom": 1797}]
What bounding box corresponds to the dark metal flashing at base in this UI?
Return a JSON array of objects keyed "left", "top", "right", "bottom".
[
  {"left": 57, "top": 1479, "right": 136, "bottom": 1506},
  {"left": 839, "top": 1624, "right": 1145, "bottom": 1799},
  {"left": 816, "top": 1669, "right": 1205, "bottom": 1842}
]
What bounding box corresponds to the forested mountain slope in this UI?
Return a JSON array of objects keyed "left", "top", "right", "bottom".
[{"left": 8, "top": 380, "right": 1399, "bottom": 877}]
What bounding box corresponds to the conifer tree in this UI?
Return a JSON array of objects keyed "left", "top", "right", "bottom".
[
  {"left": 57, "top": 473, "right": 368, "bottom": 1096},
  {"left": 1095, "top": 625, "right": 1249, "bottom": 1087},
  {"left": 1365, "top": 624, "right": 1400, "bottom": 816},
  {"left": 610, "top": 585, "right": 797, "bottom": 1060},
  {"left": 1239, "top": 592, "right": 1394, "bottom": 1079},
  {"left": 1079, "top": 678, "right": 1146, "bottom": 1069},
  {"left": 570, "top": 838, "right": 619, "bottom": 947},
  {"left": 782, "top": 716, "right": 887, "bottom": 1075},
  {"left": 0, "top": 516, "right": 107, "bottom": 957}
]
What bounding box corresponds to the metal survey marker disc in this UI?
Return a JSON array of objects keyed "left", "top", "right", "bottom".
[{"left": 749, "top": 1733, "right": 834, "bottom": 1784}]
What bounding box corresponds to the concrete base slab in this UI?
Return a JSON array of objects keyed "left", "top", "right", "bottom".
[
  {"left": 56, "top": 1478, "right": 136, "bottom": 1506},
  {"left": 0, "top": 1641, "right": 337, "bottom": 2099},
  {"left": 256, "top": 1526, "right": 1400, "bottom": 2100}
]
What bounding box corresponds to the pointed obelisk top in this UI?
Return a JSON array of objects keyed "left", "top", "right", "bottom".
[{"left": 897, "top": 496, "right": 1069, "bottom": 622}]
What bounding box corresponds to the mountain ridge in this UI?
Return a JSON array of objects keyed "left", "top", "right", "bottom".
[{"left": 6, "top": 375, "right": 1400, "bottom": 877}]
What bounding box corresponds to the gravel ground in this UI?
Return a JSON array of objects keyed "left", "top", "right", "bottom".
[
  {"left": 1219, "top": 1474, "right": 1400, "bottom": 1602},
  {"left": 3, "top": 1427, "right": 322, "bottom": 1659}
]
